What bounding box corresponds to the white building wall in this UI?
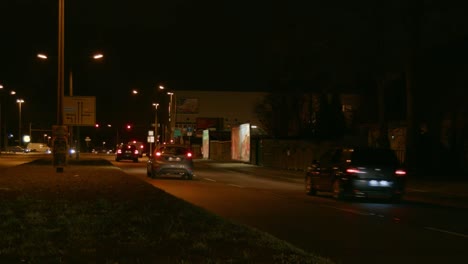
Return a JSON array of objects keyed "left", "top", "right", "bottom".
[{"left": 174, "top": 90, "right": 268, "bottom": 131}]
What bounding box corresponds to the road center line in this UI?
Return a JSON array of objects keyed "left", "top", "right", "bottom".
[
  {"left": 227, "top": 184, "right": 244, "bottom": 188},
  {"left": 424, "top": 227, "right": 468, "bottom": 239},
  {"left": 203, "top": 178, "right": 216, "bottom": 182}
]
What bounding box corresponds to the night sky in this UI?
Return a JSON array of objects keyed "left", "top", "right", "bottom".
[{"left": 1, "top": 0, "right": 468, "bottom": 144}]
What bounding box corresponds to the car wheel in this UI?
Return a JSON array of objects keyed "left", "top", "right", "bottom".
[
  {"left": 184, "top": 173, "right": 193, "bottom": 180},
  {"left": 332, "top": 180, "right": 344, "bottom": 200},
  {"left": 390, "top": 194, "right": 403, "bottom": 204},
  {"left": 151, "top": 170, "right": 158, "bottom": 179},
  {"left": 115, "top": 158, "right": 120, "bottom": 161},
  {"left": 305, "top": 175, "right": 317, "bottom": 195},
  {"left": 133, "top": 158, "right": 138, "bottom": 163}
]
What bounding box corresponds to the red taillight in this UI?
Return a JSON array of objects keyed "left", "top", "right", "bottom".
[
  {"left": 186, "top": 152, "right": 192, "bottom": 158},
  {"left": 117, "top": 149, "right": 122, "bottom": 154},
  {"left": 134, "top": 150, "right": 139, "bottom": 155},
  {"left": 346, "top": 168, "right": 364, "bottom": 174},
  {"left": 155, "top": 152, "right": 162, "bottom": 157},
  {"left": 395, "top": 169, "right": 406, "bottom": 176}
]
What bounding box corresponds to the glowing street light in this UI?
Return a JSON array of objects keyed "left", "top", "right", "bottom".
[
  {"left": 93, "top": 53, "right": 104, "bottom": 59},
  {"left": 37, "top": 53, "right": 48, "bottom": 59}
]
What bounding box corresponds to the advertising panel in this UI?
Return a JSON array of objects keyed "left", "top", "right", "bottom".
[
  {"left": 202, "top": 130, "right": 209, "bottom": 159},
  {"left": 177, "top": 98, "right": 199, "bottom": 114},
  {"left": 196, "top": 117, "right": 223, "bottom": 131},
  {"left": 231, "top": 123, "right": 250, "bottom": 162}
]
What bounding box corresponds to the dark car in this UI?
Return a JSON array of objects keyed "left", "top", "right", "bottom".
[
  {"left": 147, "top": 144, "right": 194, "bottom": 180},
  {"left": 305, "top": 147, "right": 406, "bottom": 202},
  {"left": 115, "top": 144, "right": 139, "bottom": 162}
]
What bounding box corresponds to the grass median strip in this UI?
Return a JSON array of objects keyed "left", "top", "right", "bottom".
[{"left": 0, "top": 193, "right": 334, "bottom": 263}]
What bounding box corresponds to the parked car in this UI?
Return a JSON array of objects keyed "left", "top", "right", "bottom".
[
  {"left": 6, "top": 146, "right": 30, "bottom": 153},
  {"left": 147, "top": 144, "right": 194, "bottom": 180},
  {"left": 305, "top": 147, "right": 406, "bottom": 202},
  {"left": 115, "top": 144, "right": 139, "bottom": 162}
]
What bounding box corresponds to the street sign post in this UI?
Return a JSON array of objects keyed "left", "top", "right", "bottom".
[
  {"left": 63, "top": 96, "right": 96, "bottom": 126},
  {"left": 52, "top": 125, "right": 68, "bottom": 171},
  {"left": 148, "top": 130, "right": 155, "bottom": 156}
]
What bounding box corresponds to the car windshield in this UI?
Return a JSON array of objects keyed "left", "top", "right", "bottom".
[
  {"left": 351, "top": 149, "right": 399, "bottom": 166},
  {"left": 121, "top": 145, "right": 135, "bottom": 150},
  {"left": 160, "top": 147, "right": 188, "bottom": 156}
]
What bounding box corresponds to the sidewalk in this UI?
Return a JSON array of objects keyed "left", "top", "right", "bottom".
[{"left": 204, "top": 160, "right": 468, "bottom": 209}]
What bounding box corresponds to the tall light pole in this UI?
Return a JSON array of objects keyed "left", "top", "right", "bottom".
[
  {"left": 167, "top": 91, "right": 177, "bottom": 143},
  {"left": 154, "top": 84, "right": 165, "bottom": 145},
  {"left": 167, "top": 92, "right": 174, "bottom": 143},
  {"left": 69, "top": 53, "right": 103, "bottom": 160},
  {"left": 0, "top": 86, "right": 16, "bottom": 150},
  {"left": 16, "top": 99, "right": 24, "bottom": 146},
  {"left": 152, "top": 102, "right": 159, "bottom": 154}
]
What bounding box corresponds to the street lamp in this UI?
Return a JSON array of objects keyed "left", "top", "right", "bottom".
[
  {"left": 107, "top": 124, "right": 120, "bottom": 148},
  {"left": 0, "top": 85, "right": 16, "bottom": 150},
  {"left": 38, "top": 52, "right": 104, "bottom": 96},
  {"left": 167, "top": 91, "right": 177, "bottom": 143},
  {"left": 37, "top": 52, "right": 103, "bottom": 160},
  {"left": 16, "top": 99, "right": 24, "bottom": 146},
  {"left": 152, "top": 102, "right": 160, "bottom": 154}
]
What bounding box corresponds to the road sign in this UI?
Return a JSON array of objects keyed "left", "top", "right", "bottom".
[
  {"left": 174, "top": 128, "right": 182, "bottom": 137},
  {"left": 63, "top": 96, "right": 96, "bottom": 126}
]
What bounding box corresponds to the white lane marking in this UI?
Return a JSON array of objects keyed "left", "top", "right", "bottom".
[
  {"left": 320, "top": 205, "right": 373, "bottom": 216},
  {"left": 424, "top": 227, "right": 468, "bottom": 239},
  {"left": 201, "top": 178, "right": 243, "bottom": 188},
  {"left": 203, "top": 178, "right": 216, "bottom": 182}
]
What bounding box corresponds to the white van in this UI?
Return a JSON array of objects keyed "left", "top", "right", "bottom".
[{"left": 27, "top": 143, "right": 51, "bottom": 153}]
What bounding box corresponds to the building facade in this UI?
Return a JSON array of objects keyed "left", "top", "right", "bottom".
[{"left": 172, "top": 90, "right": 268, "bottom": 138}]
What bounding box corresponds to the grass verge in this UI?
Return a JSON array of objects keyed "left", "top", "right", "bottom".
[
  {"left": 0, "top": 193, "right": 334, "bottom": 264},
  {"left": 0, "top": 158, "right": 334, "bottom": 263}
]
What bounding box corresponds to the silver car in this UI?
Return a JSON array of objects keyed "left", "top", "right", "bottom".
[{"left": 147, "top": 144, "right": 194, "bottom": 180}]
